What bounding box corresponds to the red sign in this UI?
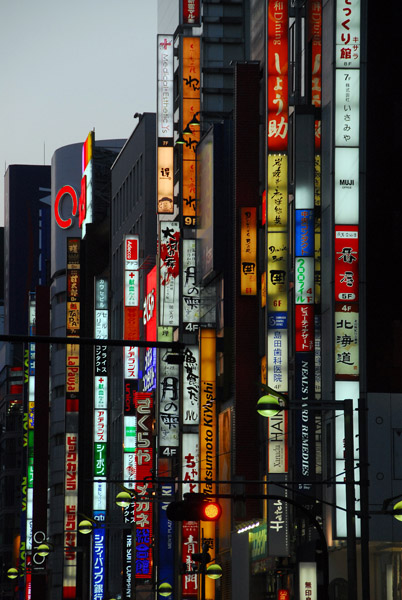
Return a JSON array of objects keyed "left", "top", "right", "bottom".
[
  {"left": 295, "top": 305, "right": 314, "bottom": 352},
  {"left": 334, "top": 226, "right": 359, "bottom": 302},
  {"left": 134, "top": 393, "right": 154, "bottom": 579},
  {"left": 126, "top": 237, "right": 138, "bottom": 263},
  {"left": 183, "top": 0, "right": 200, "bottom": 25},
  {"left": 54, "top": 185, "right": 78, "bottom": 229},
  {"left": 182, "top": 521, "right": 199, "bottom": 596},
  {"left": 144, "top": 266, "right": 157, "bottom": 341},
  {"left": 267, "top": 0, "right": 288, "bottom": 151},
  {"left": 278, "top": 591, "right": 290, "bottom": 600}
]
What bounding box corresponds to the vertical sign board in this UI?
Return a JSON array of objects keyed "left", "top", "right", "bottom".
[
  {"left": 92, "top": 278, "right": 108, "bottom": 600},
  {"left": 182, "top": 521, "right": 199, "bottom": 597},
  {"left": 182, "top": 239, "right": 200, "bottom": 333},
  {"left": 182, "top": 37, "right": 200, "bottom": 226},
  {"left": 294, "top": 354, "right": 316, "bottom": 501},
  {"left": 240, "top": 208, "right": 257, "bottom": 295},
  {"left": 79, "top": 130, "right": 94, "bottom": 238},
  {"left": 134, "top": 393, "right": 154, "bottom": 579},
  {"left": 267, "top": 0, "right": 289, "bottom": 554},
  {"left": 63, "top": 239, "right": 81, "bottom": 599},
  {"left": 123, "top": 237, "right": 139, "bottom": 597},
  {"left": 158, "top": 356, "right": 180, "bottom": 457},
  {"left": 158, "top": 482, "right": 175, "bottom": 596},
  {"left": 159, "top": 222, "right": 180, "bottom": 327},
  {"left": 183, "top": 433, "right": 199, "bottom": 495},
  {"left": 182, "top": 0, "right": 201, "bottom": 26},
  {"left": 299, "top": 563, "right": 317, "bottom": 600},
  {"left": 334, "top": 0, "right": 361, "bottom": 537},
  {"left": 182, "top": 434, "right": 199, "bottom": 590},
  {"left": 267, "top": 0, "right": 288, "bottom": 151},
  {"left": 309, "top": 0, "right": 322, "bottom": 150},
  {"left": 123, "top": 383, "right": 137, "bottom": 600},
  {"left": 124, "top": 235, "right": 140, "bottom": 379},
  {"left": 199, "top": 329, "right": 217, "bottom": 600},
  {"left": 182, "top": 346, "right": 200, "bottom": 425},
  {"left": 157, "top": 35, "right": 174, "bottom": 214}
]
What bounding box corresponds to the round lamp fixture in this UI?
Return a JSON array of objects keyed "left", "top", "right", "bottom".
[
  {"left": 206, "top": 564, "right": 223, "bottom": 579},
  {"left": 7, "top": 567, "right": 19, "bottom": 579},
  {"left": 78, "top": 519, "right": 95, "bottom": 535},
  {"left": 158, "top": 582, "right": 173, "bottom": 596},
  {"left": 37, "top": 542, "right": 52, "bottom": 557},
  {"left": 393, "top": 501, "right": 402, "bottom": 521},
  {"left": 116, "top": 491, "right": 132, "bottom": 508},
  {"left": 257, "top": 394, "right": 282, "bottom": 418}
]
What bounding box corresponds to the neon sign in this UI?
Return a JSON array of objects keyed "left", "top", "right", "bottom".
[{"left": 54, "top": 185, "right": 78, "bottom": 229}]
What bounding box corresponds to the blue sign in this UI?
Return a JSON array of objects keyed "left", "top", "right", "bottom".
[
  {"left": 295, "top": 209, "right": 314, "bottom": 257},
  {"left": 92, "top": 512, "right": 106, "bottom": 600},
  {"left": 268, "top": 312, "right": 287, "bottom": 329}
]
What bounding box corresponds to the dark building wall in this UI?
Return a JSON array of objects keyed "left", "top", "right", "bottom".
[
  {"left": 3, "top": 165, "right": 51, "bottom": 336},
  {"left": 109, "top": 113, "right": 157, "bottom": 594},
  {"left": 365, "top": 4, "right": 402, "bottom": 393}
]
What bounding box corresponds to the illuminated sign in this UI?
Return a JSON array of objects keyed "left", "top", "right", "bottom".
[
  {"left": 134, "top": 393, "right": 154, "bottom": 579},
  {"left": 79, "top": 131, "right": 94, "bottom": 237},
  {"left": 336, "top": 0, "right": 361, "bottom": 68},
  {"left": 267, "top": 232, "right": 287, "bottom": 311},
  {"left": 299, "top": 563, "right": 317, "bottom": 600},
  {"left": 295, "top": 305, "right": 314, "bottom": 352},
  {"left": 183, "top": 0, "right": 200, "bottom": 25},
  {"left": 124, "top": 236, "right": 140, "bottom": 378},
  {"left": 335, "top": 303, "right": 359, "bottom": 378},
  {"left": 182, "top": 37, "right": 201, "bottom": 223},
  {"left": 182, "top": 346, "right": 199, "bottom": 424},
  {"left": 334, "top": 147, "right": 359, "bottom": 224},
  {"left": 335, "top": 226, "right": 359, "bottom": 301},
  {"left": 182, "top": 433, "right": 199, "bottom": 496},
  {"left": 143, "top": 347, "right": 157, "bottom": 392},
  {"left": 54, "top": 185, "right": 78, "bottom": 229},
  {"left": 267, "top": 154, "right": 287, "bottom": 229},
  {"left": 335, "top": 69, "right": 360, "bottom": 147},
  {"left": 240, "top": 208, "right": 257, "bottom": 295},
  {"left": 295, "top": 257, "right": 314, "bottom": 305},
  {"left": 159, "top": 222, "right": 180, "bottom": 327},
  {"left": 182, "top": 521, "right": 199, "bottom": 597},
  {"left": 125, "top": 236, "right": 139, "bottom": 270},
  {"left": 199, "top": 329, "right": 217, "bottom": 600},
  {"left": 157, "top": 146, "right": 174, "bottom": 214},
  {"left": 267, "top": 0, "right": 288, "bottom": 151},
  {"left": 157, "top": 35, "right": 174, "bottom": 139},
  {"left": 182, "top": 239, "right": 200, "bottom": 332},
  {"left": 159, "top": 354, "right": 180, "bottom": 455},
  {"left": 267, "top": 323, "right": 288, "bottom": 392},
  {"left": 295, "top": 210, "right": 314, "bottom": 256}
]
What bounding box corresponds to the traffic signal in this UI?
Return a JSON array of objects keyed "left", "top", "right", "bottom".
[{"left": 166, "top": 493, "right": 222, "bottom": 522}]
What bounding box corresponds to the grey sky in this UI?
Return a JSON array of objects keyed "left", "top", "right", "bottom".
[{"left": 0, "top": 0, "right": 157, "bottom": 226}]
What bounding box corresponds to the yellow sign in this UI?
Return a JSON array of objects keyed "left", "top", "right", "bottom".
[
  {"left": 240, "top": 207, "right": 257, "bottom": 295},
  {"left": 200, "top": 329, "right": 217, "bottom": 600},
  {"left": 157, "top": 146, "right": 174, "bottom": 213},
  {"left": 267, "top": 232, "right": 287, "bottom": 311},
  {"left": 267, "top": 154, "right": 287, "bottom": 230}
]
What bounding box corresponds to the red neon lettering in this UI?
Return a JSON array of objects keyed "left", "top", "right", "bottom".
[{"left": 54, "top": 185, "right": 78, "bottom": 229}]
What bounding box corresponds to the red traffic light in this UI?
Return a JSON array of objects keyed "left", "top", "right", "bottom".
[
  {"left": 166, "top": 494, "right": 222, "bottom": 521},
  {"left": 200, "top": 500, "right": 222, "bottom": 521}
]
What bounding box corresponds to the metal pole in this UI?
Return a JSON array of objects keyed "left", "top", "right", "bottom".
[
  {"left": 344, "top": 399, "right": 358, "bottom": 598},
  {"left": 359, "top": 396, "right": 370, "bottom": 599}
]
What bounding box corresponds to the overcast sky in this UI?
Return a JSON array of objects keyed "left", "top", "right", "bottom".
[{"left": 0, "top": 0, "right": 157, "bottom": 226}]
